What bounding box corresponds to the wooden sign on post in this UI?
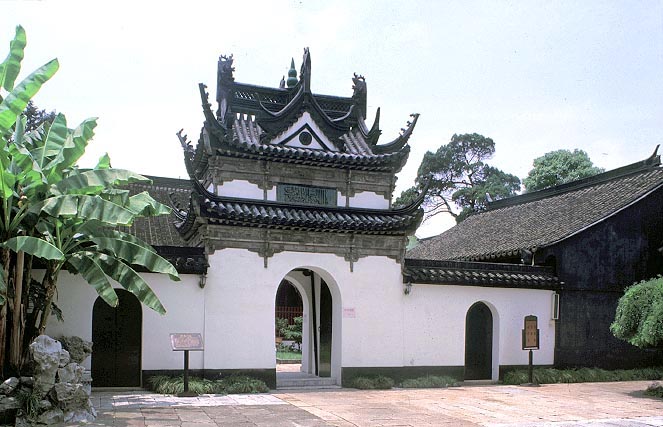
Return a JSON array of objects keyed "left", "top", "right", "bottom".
[
  {"left": 522, "top": 315, "right": 539, "bottom": 350},
  {"left": 170, "top": 333, "right": 204, "bottom": 351},
  {"left": 170, "top": 333, "right": 204, "bottom": 397},
  {"left": 521, "top": 315, "right": 539, "bottom": 386}
]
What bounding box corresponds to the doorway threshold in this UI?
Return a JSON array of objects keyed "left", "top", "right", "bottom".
[{"left": 462, "top": 379, "right": 496, "bottom": 386}]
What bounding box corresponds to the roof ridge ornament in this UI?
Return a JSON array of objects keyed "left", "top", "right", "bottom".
[
  {"left": 286, "top": 58, "right": 298, "bottom": 88},
  {"left": 300, "top": 47, "right": 311, "bottom": 93},
  {"left": 218, "top": 54, "right": 235, "bottom": 83},
  {"left": 352, "top": 73, "right": 367, "bottom": 119}
]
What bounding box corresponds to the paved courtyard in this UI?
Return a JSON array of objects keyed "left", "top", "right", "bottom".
[{"left": 84, "top": 381, "right": 663, "bottom": 426}]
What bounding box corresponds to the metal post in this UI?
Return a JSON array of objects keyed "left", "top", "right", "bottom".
[
  {"left": 184, "top": 350, "right": 189, "bottom": 391},
  {"left": 528, "top": 349, "right": 533, "bottom": 384},
  {"left": 178, "top": 350, "right": 197, "bottom": 397}
]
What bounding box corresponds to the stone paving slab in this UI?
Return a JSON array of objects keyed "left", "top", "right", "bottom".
[{"left": 71, "top": 381, "right": 663, "bottom": 426}]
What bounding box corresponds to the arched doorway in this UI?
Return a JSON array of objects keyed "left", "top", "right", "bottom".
[
  {"left": 91, "top": 289, "right": 142, "bottom": 387},
  {"left": 275, "top": 268, "right": 341, "bottom": 386},
  {"left": 275, "top": 280, "right": 304, "bottom": 365},
  {"left": 465, "top": 302, "right": 493, "bottom": 380}
]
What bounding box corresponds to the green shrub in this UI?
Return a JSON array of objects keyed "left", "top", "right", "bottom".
[
  {"left": 503, "top": 367, "right": 663, "bottom": 385},
  {"left": 645, "top": 382, "right": 663, "bottom": 398},
  {"left": 147, "top": 374, "right": 269, "bottom": 394},
  {"left": 401, "top": 375, "right": 459, "bottom": 388},
  {"left": 219, "top": 375, "right": 270, "bottom": 394},
  {"left": 349, "top": 376, "right": 394, "bottom": 389},
  {"left": 276, "top": 349, "right": 302, "bottom": 360},
  {"left": 16, "top": 388, "right": 40, "bottom": 419}
]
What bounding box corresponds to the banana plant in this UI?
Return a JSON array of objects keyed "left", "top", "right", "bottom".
[{"left": 0, "top": 26, "right": 179, "bottom": 374}]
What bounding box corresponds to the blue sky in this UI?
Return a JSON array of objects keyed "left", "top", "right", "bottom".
[{"left": 3, "top": 0, "right": 662, "bottom": 236}]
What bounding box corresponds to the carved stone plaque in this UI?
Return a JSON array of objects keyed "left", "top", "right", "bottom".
[
  {"left": 170, "top": 333, "right": 204, "bottom": 351},
  {"left": 277, "top": 183, "right": 337, "bottom": 206}
]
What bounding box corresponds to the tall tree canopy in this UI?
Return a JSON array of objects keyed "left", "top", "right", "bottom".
[
  {"left": 611, "top": 277, "right": 663, "bottom": 348},
  {"left": 397, "top": 133, "right": 520, "bottom": 223},
  {"left": 523, "top": 149, "right": 604, "bottom": 192}
]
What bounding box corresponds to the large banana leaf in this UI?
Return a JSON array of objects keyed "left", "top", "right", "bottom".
[
  {"left": 0, "top": 58, "right": 59, "bottom": 133},
  {"left": 99, "top": 189, "right": 130, "bottom": 206},
  {"left": 67, "top": 253, "right": 118, "bottom": 308},
  {"left": 0, "top": 147, "right": 17, "bottom": 199},
  {"left": 1, "top": 236, "right": 64, "bottom": 260},
  {"left": 94, "top": 253, "right": 166, "bottom": 314},
  {"left": 127, "top": 191, "right": 171, "bottom": 217},
  {"left": 54, "top": 169, "right": 149, "bottom": 196},
  {"left": 91, "top": 236, "right": 179, "bottom": 280},
  {"left": 31, "top": 194, "right": 135, "bottom": 225},
  {"left": 0, "top": 26, "right": 26, "bottom": 92},
  {"left": 9, "top": 116, "right": 46, "bottom": 192},
  {"left": 48, "top": 118, "right": 97, "bottom": 180},
  {"left": 80, "top": 225, "right": 158, "bottom": 252},
  {"left": 31, "top": 113, "right": 67, "bottom": 170}
]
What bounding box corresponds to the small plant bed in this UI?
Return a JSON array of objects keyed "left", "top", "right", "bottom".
[
  {"left": 503, "top": 367, "right": 663, "bottom": 385},
  {"left": 348, "top": 376, "right": 395, "bottom": 390},
  {"left": 400, "top": 375, "right": 460, "bottom": 388},
  {"left": 147, "top": 375, "right": 269, "bottom": 394},
  {"left": 276, "top": 349, "right": 302, "bottom": 361}
]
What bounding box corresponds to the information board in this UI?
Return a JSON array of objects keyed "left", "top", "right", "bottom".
[
  {"left": 521, "top": 315, "right": 540, "bottom": 350},
  {"left": 170, "top": 333, "right": 204, "bottom": 351}
]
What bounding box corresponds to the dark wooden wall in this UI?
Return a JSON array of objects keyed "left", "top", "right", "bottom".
[{"left": 540, "top": 188, "right": 663, "bottom": 368}]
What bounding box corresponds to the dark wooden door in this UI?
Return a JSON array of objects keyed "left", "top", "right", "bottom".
[
  {"left": 92, "top": 289, "right": 142, "bottom": 387},
  {"left": 465, "top": 302, "right": 493, "bottom": 380},
  {"left": 318, "top": 280, "right": 333, "bottom": 377}
]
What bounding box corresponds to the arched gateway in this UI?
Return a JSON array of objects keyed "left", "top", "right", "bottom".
[{"left": 172, "top": 49, "right": 422, "bottom": 387}]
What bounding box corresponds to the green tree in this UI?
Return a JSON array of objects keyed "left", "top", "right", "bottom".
[
  {"left": 23, "top": 100, "right": 55, "bottom": 132},
  {"left": 611, "top": 277, "right": 663, "bottom": 348},
  {"left": 0, "top": 26, "right": 179, "bottom": 375},
  {"left": 523, "top": 149, "right": 604, "bottom": 192},
  {"left": 396, "top": 133, "right": 520, "bottom": 223}
]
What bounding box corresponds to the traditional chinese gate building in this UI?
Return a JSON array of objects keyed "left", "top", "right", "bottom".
[{"left": 48, "top": 50, "right": 559, "bottom": 388}]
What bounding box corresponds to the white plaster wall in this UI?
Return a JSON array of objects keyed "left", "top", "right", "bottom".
[
  {"left": 344, "top": 191, "right": 390, "bottom": 209},
  {"left": 45, "top": 271, "right": 204, "bottom": 371},
  {"left": 47, "top": 251, "right": 555, "bottom": 383},
  {"left": 216, "top": 180, "right": 264, "bottom": 200},
  {"left": 403, "top": 284, "right": 556, "bottom": 379}
]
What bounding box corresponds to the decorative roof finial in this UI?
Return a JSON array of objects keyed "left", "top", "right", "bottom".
[
  {"left": 300, "top": 47, "right": 311, "bottom": 93},
  {"left": 287, "top": 58, "right": 298, "bottom": 88}
]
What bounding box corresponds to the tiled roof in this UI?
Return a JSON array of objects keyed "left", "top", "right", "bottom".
[
  {"left": 408, "top": 153, "right": 663, "bottom": 261},
  {"left": 200, "top": 101, "right": 414, "bottom": 173},
  {"left": 185, "top": 49, "right": 419, "bottom": 176},
  {"left": 119, "top": 176, "right": 208, "bottom": 274},
  {"left": 121, "top": 176, "right": 193, "bottom": 248},
  {"left": 403, "top": 259, "right": 559, "bottom": 289},
  {"left": 197, "top": 195, "right": 423, "bottom": 235}
]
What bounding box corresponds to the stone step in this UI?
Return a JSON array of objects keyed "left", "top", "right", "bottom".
[
  {"left": 276, "top": 376, "right": 338, "bottom": 389},
  {"left": 276, "top": 385, "right": 342, "bottom": 391}
]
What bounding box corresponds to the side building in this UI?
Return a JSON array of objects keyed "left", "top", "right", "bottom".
[{"left": 408, "top": 149, "right": 663, "bottom": 369}]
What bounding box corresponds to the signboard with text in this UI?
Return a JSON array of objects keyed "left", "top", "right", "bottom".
[
  {"left": 521, "top": 315, "right": 540, "bottom": 350},
  {"left": 170, "top": 333, "right": 204, "bottom": 351}
]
